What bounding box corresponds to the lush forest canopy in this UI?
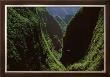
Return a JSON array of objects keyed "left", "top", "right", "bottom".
[{"left": 7, "top": 7, "right": 104, "bottom": 71}]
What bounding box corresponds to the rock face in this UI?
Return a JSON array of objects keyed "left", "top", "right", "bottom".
[{"left": 60, "top": 7, "right": 101, "bottom": 66}]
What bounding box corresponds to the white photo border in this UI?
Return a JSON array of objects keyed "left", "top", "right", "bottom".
[{"left": 5, "top": 5, "right": 106, "bottom": 73}]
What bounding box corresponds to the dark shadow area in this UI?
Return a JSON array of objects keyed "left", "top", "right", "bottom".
[
  {"left": 7, "top": 25, "right": 41, "bottom": 70},
  {"left": 60, "top": 7, "right": 101, "bottom": 66},
  {"left": 45, "top": 12, "right": 63, "bottom": 51}
]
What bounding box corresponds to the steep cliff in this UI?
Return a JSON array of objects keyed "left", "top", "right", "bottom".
[
  {"left": 61, "top": 7, "right": 101, "bottom": 66},
  {"left": 7, "top": 7, "right": 104, "bottom": 71},
  {"left": 7, "top": 7, "right": 64, "bottom": 71},
  {"left": 66, "top": 8, "right": 104, "bottom": 71}
]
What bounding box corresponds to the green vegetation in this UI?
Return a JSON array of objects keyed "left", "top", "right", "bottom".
[
  {"left": 67, "top": 9, "right": 104, "bottom": 71},
  {"left": 7, "top": 7, "right": 104, "bottom": 71}
]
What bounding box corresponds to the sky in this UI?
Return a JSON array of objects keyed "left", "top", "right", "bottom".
[{"left": 46, "top": 7, "right": 80, "bottom": 17}]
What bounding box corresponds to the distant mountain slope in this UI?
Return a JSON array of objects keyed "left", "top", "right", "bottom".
[
  {"left": 46, "top": 7, "right": 80, "bottom": 33},
  {"left": 54, "top": 16, "right": 67, "bottom": 33}
]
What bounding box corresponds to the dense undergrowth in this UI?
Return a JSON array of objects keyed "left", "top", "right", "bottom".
[{"left": 7, "top": 7, "right": 104, "bottom": 71}]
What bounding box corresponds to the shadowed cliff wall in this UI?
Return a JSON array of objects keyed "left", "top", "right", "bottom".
[{"left": 61, "top": 7, "right": 101, "bottom": 66}]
